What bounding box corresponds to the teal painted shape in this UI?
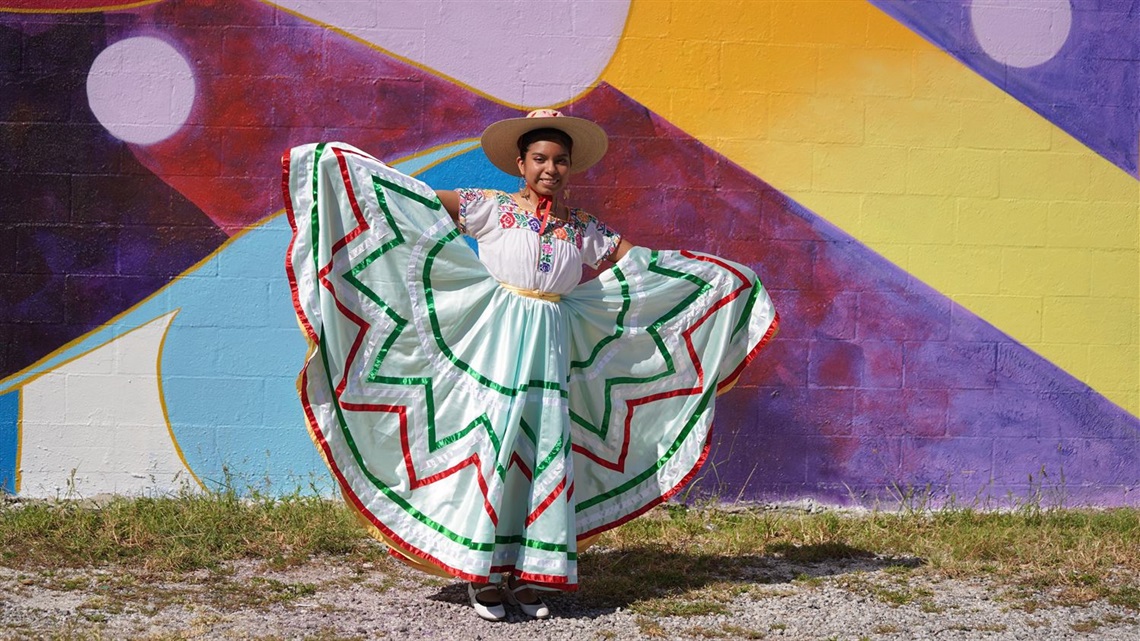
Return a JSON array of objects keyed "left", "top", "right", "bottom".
[{"left": 0, "top": 390, "right": 17, "bottom": 494}]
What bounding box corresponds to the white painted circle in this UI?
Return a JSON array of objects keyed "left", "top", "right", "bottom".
[
  {"left": 271, "top": 0, "right": 630, "bottom": 107},
  {"left": 970, "top": 0, "right": 1072, "bottom": 68},
  {"left": 86, "top": 37, "right": 195, "bottom": 145}
]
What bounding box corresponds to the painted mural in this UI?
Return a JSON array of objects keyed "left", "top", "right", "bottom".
[{"left": 0, "top": 0, "right": 1137, "bottom": 506}]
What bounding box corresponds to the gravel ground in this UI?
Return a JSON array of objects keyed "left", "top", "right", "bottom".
[{"left": 1, "top": 555, "right": 1137, "bottom": 640}]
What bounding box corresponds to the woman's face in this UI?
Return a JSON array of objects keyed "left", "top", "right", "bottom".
[{"left": 517, "top": 139, "right": 571, "bottom": 198}]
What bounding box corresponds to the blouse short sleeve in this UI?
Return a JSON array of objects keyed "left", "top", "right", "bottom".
[
  {"left": 454, "top": 188, "right": 499, "bottom": 239},
  {"left": 576, "top": 210, "right": 623, "bottom": 268}
]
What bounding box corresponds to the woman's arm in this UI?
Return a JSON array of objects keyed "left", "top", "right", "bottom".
[
  {"left": 435, "top": 190, "right": 460, "bottom": 223},
  {"left": 604, "top": 238, "right": 636, "bottom": 264}
]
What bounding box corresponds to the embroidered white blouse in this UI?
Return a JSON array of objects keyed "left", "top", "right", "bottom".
[{"left": 456, "top": 189, "right": 623, "bottom": 295}]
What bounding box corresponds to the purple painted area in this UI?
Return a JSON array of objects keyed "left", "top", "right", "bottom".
[
  {"left": 567, "top": 88, "right": 1139, "bottom": 506},
  {"left": 869, "top": 0, "right": 1139, "bottom": 177},
  {"left": 0, "top": 0, "right": 514, "bottom": 376}
]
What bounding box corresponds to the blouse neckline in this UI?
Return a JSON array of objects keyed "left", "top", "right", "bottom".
[{"left": 499, "top": 191, "right": 578, "bottom": 227}]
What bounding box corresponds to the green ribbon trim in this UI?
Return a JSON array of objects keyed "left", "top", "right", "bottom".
[
  {"left": 304, "top": 162, "right": 572, "bottom": 554},
  {"left": 571, "top": 250, "right": 711, "bottom": 441},
  {"left": 494, "top": 534, "right": 576, "bottom": 556},
  {"left": 732, "top": 276, "right": 762, "bottom": 338},
  {"left": 421, "top": 228, "right": 568, "bottom": 398},
  {"left": 576, "top": 385, "right": 714, "bottom": 512},
  {"left": 307, "top": 143, "right": 326, "bottom": 273},
  {"left": 569, "top": 265, "right": 630, "bottom": 370}
]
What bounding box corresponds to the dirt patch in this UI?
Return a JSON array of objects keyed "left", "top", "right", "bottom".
[{"left": 2, "top": 556, "right": 1138, "bottom": 640}]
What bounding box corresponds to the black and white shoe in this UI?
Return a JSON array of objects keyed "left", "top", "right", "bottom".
[
  {"left": 467, "top": 583, "right": 506, "bottom": 621},
  {"left": 504, "top": 581, "right": 550, "bottom": 619}
]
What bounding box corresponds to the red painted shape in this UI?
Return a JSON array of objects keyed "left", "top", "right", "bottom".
[{"left": 119, "top": 0, "right": 517, "bottom": 234}]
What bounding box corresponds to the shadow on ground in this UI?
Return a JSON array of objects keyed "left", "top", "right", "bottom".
[{"left": 426, "top": 543, "right": 924, "bottom": 619}]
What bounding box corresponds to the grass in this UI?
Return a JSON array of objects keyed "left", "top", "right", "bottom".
[
  {"left": 630, "top": 598, "right": 728, "bottom": 617},
  {"left": 578, "top": 503, "right": 1140, "bottom": 614},
  {"left": 604, "top": 504, "right": 1139, "bottom": 579},
  {"left": 0, "top": 491, "right": 386, "bottom": 573},
  {"left": 1, "top": 493, "right": 1137, "bottom": 626}
]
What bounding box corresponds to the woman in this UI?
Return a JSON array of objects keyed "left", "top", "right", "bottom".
[{"left": 283, "top": 109, "right": 778, "bottom": 621}]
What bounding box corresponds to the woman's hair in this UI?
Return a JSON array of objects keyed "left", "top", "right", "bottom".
[{"left": 517, "top": 128, "right": 574, "bottom": 160}]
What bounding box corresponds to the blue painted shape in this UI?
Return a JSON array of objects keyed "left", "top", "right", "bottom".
[
  {"left": 156, "top": 144, "right": 502, "bottom": 492},
  {"left": 418, "top": 145, "right": 517, "bottom": 255},
  {"left": 159, "top": 216, "right": 323, "bottom": 493},
  {"left": 417, "top": 145, "right": 518, "bottom": 193},
  {"left": 0, "top": 390, "right": 17, "bottom": 494}
]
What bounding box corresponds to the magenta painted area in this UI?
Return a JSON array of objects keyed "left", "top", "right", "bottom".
[
  {"left": 103, "top": 0, "right": 519, "bottom": 234},
  {"left": 868, "top": 0, "right": 1139, "bottom": 177}
]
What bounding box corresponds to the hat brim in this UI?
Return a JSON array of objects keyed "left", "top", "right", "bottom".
[{"left": 480, "top": 115, "right": 608, "bottom": 176}]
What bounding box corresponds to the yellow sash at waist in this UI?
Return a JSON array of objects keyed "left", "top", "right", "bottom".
[{"left": 499, "top": 282, "right": 562, "bottom": 302}]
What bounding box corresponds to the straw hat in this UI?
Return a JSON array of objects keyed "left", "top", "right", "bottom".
[{"left": 480, "top": 108, "right": 608, "bottom": 175}]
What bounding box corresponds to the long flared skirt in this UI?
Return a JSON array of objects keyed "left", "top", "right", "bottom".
[{"left": 283, "top": 142, "right": 778, "bottom": 589}]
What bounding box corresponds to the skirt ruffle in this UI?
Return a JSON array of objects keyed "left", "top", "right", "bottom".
[{"left": 283, "top": 142, "right": 778, "bottom": 588}]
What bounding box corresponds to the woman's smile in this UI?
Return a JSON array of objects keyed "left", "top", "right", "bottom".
[{"left": 518, "top": 139, "right": 571, "bottom": 197}]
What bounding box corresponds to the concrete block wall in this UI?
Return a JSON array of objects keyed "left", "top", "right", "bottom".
[{"left": 1, "top": 0, "right": 1136, "bottom": 505}]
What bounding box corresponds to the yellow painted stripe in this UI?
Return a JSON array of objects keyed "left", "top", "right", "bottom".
[
  {"left": 605, "top": 0, "right": 1138, "bottom": 414},
  {"left": 0, "top": 1, "right": 163, "bottom": 13}
]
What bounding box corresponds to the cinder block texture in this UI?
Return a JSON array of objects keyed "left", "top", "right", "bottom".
[{"left": 1, "top": 0, "right": 1136, "bottom": 508}]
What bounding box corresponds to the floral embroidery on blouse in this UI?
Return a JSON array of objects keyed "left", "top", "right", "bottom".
[
  {"left": 538, "top": 241, "right": 555, "bottom": 273},
  {"left": 574, "top": 209, "right": 623, "bottom": 264},
  {"left": 455, "top": 188, "right": 498, "bottom": 235},
  {"left": 490, "top": 192, "right": 587, "bottom": 249},
  {"left": 457, "top": 189, "right": 621, "bottom": 273},
  {"left": 491, "top": 192, "right": 583, "bottom": 273}
]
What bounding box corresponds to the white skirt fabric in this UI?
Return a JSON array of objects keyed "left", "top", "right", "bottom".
[{"left": 283, "top": 142, "right": 778, "bottom": 589}]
